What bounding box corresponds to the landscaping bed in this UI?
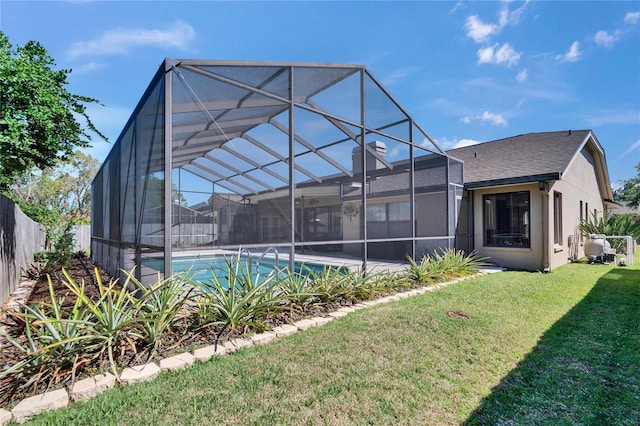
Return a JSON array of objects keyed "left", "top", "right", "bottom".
[{"left": 0, "top": 249, "right": 487, "bottom": 410}]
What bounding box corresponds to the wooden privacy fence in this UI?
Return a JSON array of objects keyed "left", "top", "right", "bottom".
[
  {"left": 0, "top": 194, "right": 45, "bottom": 305},
  {"left": 73, "top": 224, "right": 91, "bottom": 253}
]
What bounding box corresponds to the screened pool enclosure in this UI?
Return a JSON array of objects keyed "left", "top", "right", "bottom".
[{"left": 92, "top": 60, "right": 463, "bottom": 283}]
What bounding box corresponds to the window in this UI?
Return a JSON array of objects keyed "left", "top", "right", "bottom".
[
  {"left": 483, "top": 191, "right": 530, "bottom": 247},
  {"left": 585, "top": 202, "right": 589, "bottom": 221},
  {"left": 388, "top": 201, "right": 411, "bottom": 221},
  {"left": 366, "top": 201, "right": 411, "bottom": 238},
  {"left": 579, "top": 201, "right": 584, "bottom": 241},
  {"left": 554, "top": 192, "right": 563, "bottom": 245},
  {"left": 366, "top": 204, "right": 386, "bottom": 222},
  {"left": 303, "top": 206, "right": 342, "bottom": 241},
  {"left": 261, "top": 216, "right": 281, "bottom": 242}
]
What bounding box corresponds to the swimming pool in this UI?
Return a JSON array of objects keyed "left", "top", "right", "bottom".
[{"left": 144, "top": 254, "right": 333, "bottom": 284}]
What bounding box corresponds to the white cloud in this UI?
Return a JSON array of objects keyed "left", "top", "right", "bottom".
[
  {"left": 592, "top": 11, "right": 640, "bottom": 49},
  {"left": 585, "top": 109, "right": 640, "bottom": 126},
  {"left": 436, "top": 137, "right": 482, "bottom": 150},
  {"left": 449, "top": 2, "right": 465, "bottom": 14},
  {"left": 71, "top": 61, "right": 104, "bottom": 74},
  {"left": 477, "top": 43, "right": 522, "bottom": 67},
  {"left": 382, "top": 67, "right": 417, "bottom": 86},
  {"left": 624, "top": 11, "right": 640, "bottom": 24},
  {"left": 453, "top": 138, "right": 482, "bottom": 148},
  {"left": 462, "top": 111, "right": 508, "bottom": 126},
  {"left": 621, "top": 139, "right": 640, "bottom": 157},
  {"left": 464, "top": 15, "right": 498, "bottom": 43},
  {"left": 556, "top": 41, "right": 581, "bottom": 62},
  {"left": 594, "top": 30, "right": 616, "bottom": 48},
  {"left": 463, "top": 1, "right": 529, "bottom": 43},
  {"left": 67, "top": 20, "right": 196, "bottom": 58},
  {"left": 516, "top": 68, "right": 528, "bottom": 83}
]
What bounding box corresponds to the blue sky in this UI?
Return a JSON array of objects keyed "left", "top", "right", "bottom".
[{"left": 1, "top": 1, "right": 639, "bottom": 186}]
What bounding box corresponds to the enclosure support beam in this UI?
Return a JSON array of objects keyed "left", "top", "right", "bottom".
[
  {"left": 360, "top": 69, "right": 368, "bottom": 271},
  {"left": 164, "top": 62, "right": 174, "bottom": 278},
  {"left": 288, "top": 66, "right": 296, "bottom": 273}
]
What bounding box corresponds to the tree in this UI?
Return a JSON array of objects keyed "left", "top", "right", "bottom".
[
  {"left": 614, "top": 162, "right": 640, "bottom": 209},
  {"left": 0, "top": 32, "right": 106, "bottom": 190},
  {"left": 9, "top": 150, "right": 101, "bottom": 223}
]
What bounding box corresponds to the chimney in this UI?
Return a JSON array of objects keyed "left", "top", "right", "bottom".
[{"left": 352, "top": 141, "right": 387, "bottom": 174}]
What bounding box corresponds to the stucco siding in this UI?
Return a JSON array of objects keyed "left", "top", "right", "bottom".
[{"left": 548, "top": 148, "right": 604, "bottom": 269}]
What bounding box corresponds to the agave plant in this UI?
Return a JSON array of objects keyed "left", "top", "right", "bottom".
[
  {"left": 60, "top": 268, "right": 138, "bottom": 378},
  {"left": 274, "top": 266, "right": 318, "bottom": 313},
  {"left": 127, "top": 270, "right": 196, "bottom": 357},
  {"left": 193, "top": 254, "right": 286, "bottom": 344},
  {"left": 0, "top": 276, "right": 100, "bottom": 400},
  {"left": 405, "top": 255, "right": 439, "bottom": 286},
  {"left": 303, "top": 266, "right": 348, "bottom": 305},
  {"left": 405, "top": 249, "right": 490, "bottom": 286}
]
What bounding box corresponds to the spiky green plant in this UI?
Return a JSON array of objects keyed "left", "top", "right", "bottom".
[
  {"left": 60, "top": 268, "right": 138, "bottom": 378},
  {"left": 274, "top": 266, "right": 318, "bottom": 313},
  {"left": 0, "top": 276, "right": 99, "bottom": 401},
  {"left": 405, "top": 255, "right": 439, "bottom": 286},
  {"left": 303, "top": 266, "right": 350, "bottom": 305},
  {"left": 579, "top": 213, "right": 640, "bottom": 254},
  {"left": 193, "top": 254, "right": 286, "bottom": 344},
  {"left": 127, "top": 271, "right": 196, "bottom": 357},
  {"left": 405, "top": 249, "right": 490, "bottom": 286},
  {"left": 579, "top": 213, "right": 640, "bottom": 238}
]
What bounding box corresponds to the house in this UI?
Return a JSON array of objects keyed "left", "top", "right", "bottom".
[
  {"left": 449, "top": 130, "right": 617, "bottom": 271},
  {"left": 90, "top": 60, "right": 619, "bottom": 280}
]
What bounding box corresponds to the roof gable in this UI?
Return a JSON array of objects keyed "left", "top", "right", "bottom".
[
  {"left": 446, "top": 130, "right": 591, "bottom": 185},
  {"left": 447, "top": 129, "right": 614, "bottom": 202}
]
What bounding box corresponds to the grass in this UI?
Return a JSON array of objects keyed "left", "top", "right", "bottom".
[{"left": 19, "top": 254, "right": 640, "bottom": 425}]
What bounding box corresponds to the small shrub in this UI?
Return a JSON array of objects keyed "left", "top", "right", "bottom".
[
  {"left": 0, "top": 277, "right": 100, "bottom": 402},
  {"left": 405, "top": 249, "right": 489, "bottom": 286},
  {"left": 192, "top": 255, "right": 286, "bottom": 341},
  {"left": 60, "top": 268, "right": 138, "bottom": 378},
  {"left": 20, "top": 262, "right": 48, "bottom": 281},
  {"left": 127, "top": 271, "right": 196, "bottom": 356},
  {"left": 275, "top": 267, "right": 318, "bottom": 312}
]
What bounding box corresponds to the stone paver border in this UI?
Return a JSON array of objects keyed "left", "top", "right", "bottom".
[
  {"left": 0, "top": 274, "right": 481, "bottom": 423},
  {"left": 11, "top": 388, "right": 68, "bottom": 424}
]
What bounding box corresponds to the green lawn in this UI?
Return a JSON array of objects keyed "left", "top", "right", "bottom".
[{"left": 23, "top": 255, "right": 640, "bottom": 425}]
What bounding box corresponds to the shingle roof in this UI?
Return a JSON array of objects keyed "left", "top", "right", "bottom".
[{"left": 446, "top": 130, "right": 592, "bottom": 186}]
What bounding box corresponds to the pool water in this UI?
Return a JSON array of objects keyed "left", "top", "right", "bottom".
[{"left": 144, "top": 255, "right": 331, "bottom": 284}]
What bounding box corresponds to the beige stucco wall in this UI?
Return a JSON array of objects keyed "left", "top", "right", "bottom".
[
  {"left": 470, "top": 148, "right": 605, "bottom": 271},
  {"left": 471, "top": 183, "right": 545, "bottom": 271},
  {"left": 547, "top": 148, "right": 604, "bottom": 270}
]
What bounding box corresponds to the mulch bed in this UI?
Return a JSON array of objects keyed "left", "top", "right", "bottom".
[
  {"left": 0, "top": 255, "right": 347, "bottom": 407},
  {"left": 25, "top": 255, "right": 114, "bottom": 307}
]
